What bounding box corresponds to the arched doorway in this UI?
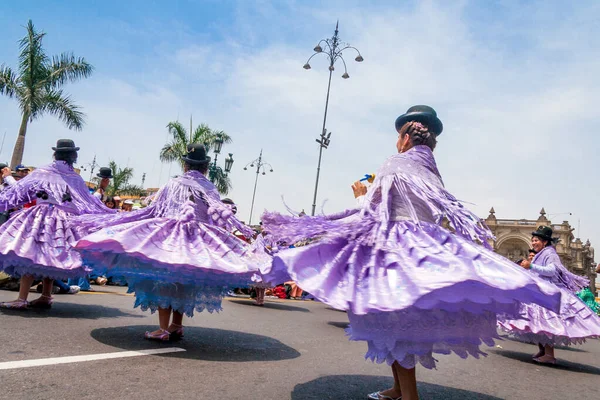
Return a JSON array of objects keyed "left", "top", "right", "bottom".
[{"left": 496, "top": 238, "right": 530, "bottom": 262}]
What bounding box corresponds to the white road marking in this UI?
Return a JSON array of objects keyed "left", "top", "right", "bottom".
[{"left": 0, "top": 347, "right": 186, "bottom": 370}]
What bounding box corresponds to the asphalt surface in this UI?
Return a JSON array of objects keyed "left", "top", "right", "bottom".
[{"left": 0, "top": 287, "right": 599, "bottom": 400}]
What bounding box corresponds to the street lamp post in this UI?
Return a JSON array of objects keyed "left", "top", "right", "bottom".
[
  {"left": 243, "top": 149, "right": 273, "bottom": 225},
  {"left": 208, "top": 135, "right": 234, "bottom": 183},
  {"left": 304, "top": 21, "right": 363, "bottom": 216}
]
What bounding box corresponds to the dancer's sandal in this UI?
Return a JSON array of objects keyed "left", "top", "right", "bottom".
[
  {"left": 168, "top": 324, "right": 184, "bottom": 340},
  {"left": 367, "top": 391, "right": 402, "bottom": 400},
  {"left": 533, "top": 355, "right": 556, "bottom": 365},
  {"left": 0, "top": 298, "right": 29, "bottom": 310},
  {"left": 532, "top": 351, "right": 545, "bottom": 359},
  {"left": 29, "top": 295, "right": 53, "bottom": 309},
  {"left": 144, "top": 329, "right": 170, "bottom": 342}
]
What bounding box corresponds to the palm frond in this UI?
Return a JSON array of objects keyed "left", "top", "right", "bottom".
[
  {"left": 167, "top": 121, "right": 188, "bottom": 145},
  {"left": 118, "top": 185, "right": 146, "bottom": 197},
  {"left": 41, "top": 89, "right": 85, "bottom": 130},
  {"left": 18, "top": 20, "right": 48, "bottom": 87},
  {"left": 108, "top": 160, "right": 118, "bottom": 176},
  {"left": 106, "top": 160, "right": 136, "bottom": 196},
  {"left": 209, "top": 165, "right": 233, "bottom": 195},
  {"left": 159, "top": 141, "right": 183, "bottom": 163},
  {"left": 192, "top": 123, "right": 212, "bottom": 149},
  {"left": 211, "top": 129, "right": 233, "bottom": 144},
  {"left": 23, "top": 84, "right": 48, "bottom": 120},
  {"left": 46, "top": 53, "right": 94, "bottom": 88},
  {"left": 0, "top": 65, "right": 20, "bottom": 98},
  {"left": 162, "top": 121, "right": 234, "bottom": 176}
]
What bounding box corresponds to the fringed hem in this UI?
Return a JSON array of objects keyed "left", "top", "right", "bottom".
[{"left": 128, "top": 281, "right": 226, "bottom": 317}]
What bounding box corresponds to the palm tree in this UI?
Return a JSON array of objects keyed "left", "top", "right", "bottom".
[
  {"left": 159, "top": 121, "right": 233, "bottom": 194},
  {"left": 0, "top": 20, "right": 93, "bottom": 167},
  {"left": 94, "top": 161, "right": 144, "bottom": 197}
]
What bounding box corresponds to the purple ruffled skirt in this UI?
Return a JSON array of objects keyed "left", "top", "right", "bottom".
[
  {"left": 75, "top": 215, "right": 265, "bottom": 317},
  {"left": 498, "top": 288, "right": 600, "bottom": 346},
  {"left": 0, "top": 204, "right": 89, "bottom": 279},
  {"left": 247, "top": 235, "right": 286, "bottom": 287},
  {"left": 271, "top": 220, "right": 561, "bottom": 369}
]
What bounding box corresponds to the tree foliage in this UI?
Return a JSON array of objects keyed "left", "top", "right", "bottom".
[
  {"left": 93, "top": 161, "right": 144, "bottom": 197},
  {"left": 159, "top": 121, "right": 233, "bottom": 194},
  {"left": 0, "top": 20, "right": 93, "bottom": 166}
]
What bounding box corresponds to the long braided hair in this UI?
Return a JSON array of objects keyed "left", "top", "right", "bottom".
[{"left": 398, "top": 121, "right": 437, "bottom": 151}]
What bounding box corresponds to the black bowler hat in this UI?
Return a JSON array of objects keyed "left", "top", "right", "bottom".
[
  {"left": 532, "top": 226, "right": 554, "bottom": 242},
  {"left": 395, "top": 105, "right": 443, "bottom": 136},
  {"left": 97, "top": 167, "right": 113, "bottom": 179},
  {"left": 182, "top": 143, "right": 211, "bottom": 165},
  {"left": 52, "top": 139, "right": 80, "bottom": 152}
]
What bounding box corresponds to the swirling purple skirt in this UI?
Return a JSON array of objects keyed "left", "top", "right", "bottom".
[
  {"left": 75, "top": 216, "right": 265, "bottom": 316},
  {"left": 498, "top": 288, "right": 600, "bottom": 346},
  {"left": 271, "top": 220, "right": 561, "bottom": 369},
  {"left": 0, "top": 204, "right": 89, "bottom": 279}
]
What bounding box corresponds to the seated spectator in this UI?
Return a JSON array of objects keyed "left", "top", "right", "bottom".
[
  {"left": 121, "top": 199, "right": 134, "bottom": 212},
  {"left": 285, "top": 280, "right": 304, "bottom": 300},
  {"left": 104, "top": 196, "right": 116, "bottom": 209}
]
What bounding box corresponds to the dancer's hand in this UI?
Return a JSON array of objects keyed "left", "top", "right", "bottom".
[
  {"left": 351, "top": 181, "right": 367, "bottom": 198},
  {"left": 521, "top": 260, "right": 531, "bottom": 269},
  {"left": 1, "top": 167, "right": 11, "bottom": 178}
]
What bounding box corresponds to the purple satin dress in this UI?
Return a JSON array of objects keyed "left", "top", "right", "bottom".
[
  {"left": 250, "top": 234, "right": 288, "bottom": 287},
  {"left": 73, "top": 170, "right": 266, "bottom": 316},
  {"left": 498, "top": 246, "right": 600, "bottom": 346},
  {"left": 262, "top": 146, "right": 563, "bottom": 369},
  {"left": 0, "top": 161, "right": 113, "bottom": 279}
]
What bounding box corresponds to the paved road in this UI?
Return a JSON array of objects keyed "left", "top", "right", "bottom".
[{"left": 0, "top": 287, "right": 599, "bottom": 400}]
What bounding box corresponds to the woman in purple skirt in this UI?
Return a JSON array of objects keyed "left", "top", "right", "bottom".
[
  {"left": 262, "top": 106, "right": 564, "bottom": 400},
  {"left": 0, "top": 140, "right": 114, "bottom": 310},
  {"left": 498, "top": 226, "right": 600, "bottom": 364},
  {"left": 73, "top": 144, "right": 266, "bottom": 340}
]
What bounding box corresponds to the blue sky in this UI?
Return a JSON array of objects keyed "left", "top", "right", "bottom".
[{"left": 1, "top": 1, "right": 599, "bottom": 249}]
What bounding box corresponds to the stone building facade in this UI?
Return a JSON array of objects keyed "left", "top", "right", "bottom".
[{"left": 484, "top": 208, "right": 597, "bottom": 295}]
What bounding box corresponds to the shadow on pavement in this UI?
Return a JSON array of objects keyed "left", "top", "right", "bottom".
[
  {"left": 497, "top": 334, "right": 588, "bottom": 352},
  {"left": 327, "top": 321, "right": 349, "bottom": 329},
  {"left": 0, "top": 302, "right": 143, "bottom": 319},
  {"left": 491, "top": 349, "right": 600, "bottom": 375},
  {"left": 228, "top": 299, "right": 310, "bottom": 313},
  {"left": 91, "top": 325, "right": 301, "bottom": 362},
  {"left": 290, "top": 375, "right": 503, "bottom": 400},
  {"left": 325, "top": 307, "right": 346, "bottom": 313}
]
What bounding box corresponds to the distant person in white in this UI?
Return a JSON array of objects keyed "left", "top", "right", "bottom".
[
  {"left": 0, "top": 163, "right": 17, "bottom": 191},
  {"left": 94, "top": 167, "right": 113, "bottom": 202}
]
